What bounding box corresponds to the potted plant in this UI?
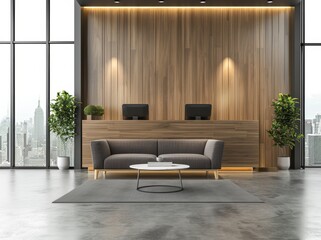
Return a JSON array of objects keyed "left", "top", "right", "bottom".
[
  {"left": 95, "top": 105, "right": 104, "bottom": 119},
  {"left": 48, "top": 91, "right": 79, "bottom": 170},
  {"left": 267, "top": 93, "right": 304, "bottom": 170},
  {"left": 84, "top": 105, "right": 104, "bottom": 120},
  {"left": 84, "top": 105, "right": 96, "bottom": 120}
]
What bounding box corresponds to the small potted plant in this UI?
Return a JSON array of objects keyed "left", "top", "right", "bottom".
[
  {"left": 84, "top": 105, "right": 97, "bottom": 120},
  {"left": 84, "top": 105, "right": 104, "bottom": 120},
  {"left": 267, "top": 93, "right": 304, "bottom": 170},
  {"left": 49, "top": 91, "right": 79, "bottom": 170},
  {"left": 95, "top": 105, "right": 104, "bottom": 119}
]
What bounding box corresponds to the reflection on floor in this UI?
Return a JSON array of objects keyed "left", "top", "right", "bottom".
[{"left": 0, "top": 169, "right": 320, "bottom": 240}]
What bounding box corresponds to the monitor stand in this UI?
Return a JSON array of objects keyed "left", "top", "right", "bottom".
[
  {"left": 132, "top": 116, "right": 139, "bottom": 120},
  {"left": 195, "top": 116, "right": 201, "bottom": 120}
]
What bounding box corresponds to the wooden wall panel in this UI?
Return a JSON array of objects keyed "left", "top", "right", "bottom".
[
  {"left": 86, "top": 10, "right": 104, "bottom": 107},
  {"left": 82, "top": 8, "right": 294, "bottom": 168}
]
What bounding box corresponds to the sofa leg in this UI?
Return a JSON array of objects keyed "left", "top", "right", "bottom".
[
  {"left": 103, "top": 171, "right": 107, "bottom": 179},
  {"left": 94, "top": 170, "right": 99, "bottom": 180},
  {"left": 213, "top": 170, "right": 219, "bottom": 180}
]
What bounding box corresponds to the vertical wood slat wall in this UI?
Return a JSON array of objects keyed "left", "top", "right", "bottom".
[{"left": 82, "top": 8, "right": 293, "bottom": 168}]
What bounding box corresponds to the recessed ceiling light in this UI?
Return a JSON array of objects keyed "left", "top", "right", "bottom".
[
  {"left": 159, "top": 0, "right": 164, "bottom": 3},
  {"left": 200, "top": 0, "right": 206, "bottom": 3},
  {"left": 115, "top": 0, "right": 120, "bottom": 3},
  {"left": 267, "top": 0, "right": 273, "bottom": 3}
]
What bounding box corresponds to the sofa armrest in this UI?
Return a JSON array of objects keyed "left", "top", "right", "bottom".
[
  {"left": 90, "top": 140, "right": 111, "bottom": 169},
  {"left": 204, "top": 140, "right": 224, "bottom": 169}
]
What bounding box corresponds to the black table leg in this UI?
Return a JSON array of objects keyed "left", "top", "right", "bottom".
[
  {"left": 136, "top": 169, "right": 184, "bottom": 193},
  {"left": 136, "top": 169, "right": 140, "bottom": 190},
  {"left": 178, "top": 170, "right": 183, "bottom": 189}
]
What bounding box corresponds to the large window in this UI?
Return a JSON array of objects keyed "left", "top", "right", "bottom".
[
  {"left": 0, "top": 0, "right": 74, "bottom": 168},
  {"left": 15, "top": 45, "right": 46, "bottom": 167},
  {"left": 0, "top": 45, "right": 10, "bottom": 166},
  {"left": 15, "top": 0, "right": 46, "bottom": 41},
  {"left": 50, "top": 44, "right": 75, "bottom": 167},
  {"left": 0, "top": 0, "right": 10, "bottom": 41},
  {"left": 305, "top": 0, "right": 321, "bottom": 43},
  {"left": 50, "top": 0, "right": 74, "bottom": 41},
  {"left": 304, "top": 0, "right": 321, "bottom": 167}
]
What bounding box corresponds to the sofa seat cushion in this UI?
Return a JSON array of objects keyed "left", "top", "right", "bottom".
[
  {"left": 158, "top": 154, "right": 211, "bottom": 169},
  {"left": 104, "top": 154, "right": 157, "bottom": 169}
]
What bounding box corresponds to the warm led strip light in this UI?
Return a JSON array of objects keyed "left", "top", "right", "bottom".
[{"left": 83, "top": 6, "right": 293, "bottom": 9}]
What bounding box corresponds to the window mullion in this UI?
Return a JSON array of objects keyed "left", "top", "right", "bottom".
[
  {"left": 10, "top": 0, "right": 15, "bottom": 168},
  {"left": 46, "top": 0, "right": 50, "bottom": 168}
]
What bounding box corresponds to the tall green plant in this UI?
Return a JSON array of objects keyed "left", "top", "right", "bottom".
[
  {"left": 267, "top": 93, "right": 303, "bottom": 150},
  {"left": 48, "top": 91, "right": 79, "bottom": 155}
]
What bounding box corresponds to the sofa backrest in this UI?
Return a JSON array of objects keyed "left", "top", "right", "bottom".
[
  {"left": 107, "top": 139, "right": 158, "bottom": 155},
  {"left": 158, "top": 139, "right": 207, "bottom": 155}
]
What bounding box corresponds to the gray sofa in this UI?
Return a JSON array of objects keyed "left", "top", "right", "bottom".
[{"left": 91, "top": 139, "right": 224, "bottom": 179}]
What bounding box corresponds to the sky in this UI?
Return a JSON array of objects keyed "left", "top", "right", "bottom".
[
  {"left": 0, "top": 0, "right": 74, "bottom": 123},
  {"left": 0, "top": 44, "right": 74, "bottom": 123},
  {"left": 305, "top": 47, "right": 321, "bottom": 119},
  {"left": 305, "top": 0, "right": 321, "bottom": 119}
]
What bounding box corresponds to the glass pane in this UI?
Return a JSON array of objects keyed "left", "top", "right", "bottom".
[
  {"left": 15, "top": 0, "right": 46, "bottom": 41},
  {"left": 50, "top": 44, "right": 74, "bottom": 166},
  {"left": 305, "top": 46, "right": 321, "bottom": 167},
  {"left": 15, "top": 45, "right": 46, "bottom": 167},
  {"left": 0, "top": 0, "right": 10, "bottom": 41},
  {"left": 50, "top": 0, "right": 74, "bottom": 41},
  {"left": 0, "top": 45, "right": 10, "bottom": 166},
  {"left": 305, "top": 0, "right": 321, "bottom": 43}
]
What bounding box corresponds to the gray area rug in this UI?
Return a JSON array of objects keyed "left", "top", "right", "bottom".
[{"left": 53, "top": 179, "right": 263, "bottom": 203}]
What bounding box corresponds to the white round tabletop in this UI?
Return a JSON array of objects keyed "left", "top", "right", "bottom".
[{"left": 129, "top": 163, "right": 190, "bottom": 171}]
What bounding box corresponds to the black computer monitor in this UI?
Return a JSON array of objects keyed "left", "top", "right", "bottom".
[
  {"left": 122, "top": 104, "right": 149, "bottom": 120},
  {"left": 185, "top": 104, "right": 212, "bottom": 120}
]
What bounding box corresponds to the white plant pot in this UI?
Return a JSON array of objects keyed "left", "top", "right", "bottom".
[
  {"left": 57, "top": 156, "right": 70, "bottom": 170},
  {"left": 277, "top": 157, "right": 290, "bottom": 170}
]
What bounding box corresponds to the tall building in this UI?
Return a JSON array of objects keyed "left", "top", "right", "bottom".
[
  {"left": 305, "top": 120, "right": 313, "bottom": 136},
  {"left": 313, "top": 121, "right": 320, "bottom": 134},
  {"left": 308, "top": 134, "right": 321, "bottom": 165},
  {"left": 0, "top": 135, "right": 2, "bottom": 164},
  {"left": 315, "top": 114, "right": 321, "bottom": 123},
  {"left": 7, "top": 130, "right": 9, "bottom": 162},
  {"left": 33, "top": 100, "right": 45, "bottom": 146}
]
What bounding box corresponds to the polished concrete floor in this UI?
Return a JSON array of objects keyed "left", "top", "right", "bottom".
[{"left": 0, "top": 169, "right": 320, "bottom": 240}]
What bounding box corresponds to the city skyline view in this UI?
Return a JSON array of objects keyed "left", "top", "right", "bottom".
[{"left": 0, "top": 98, "right": 74, "bottom": 167}]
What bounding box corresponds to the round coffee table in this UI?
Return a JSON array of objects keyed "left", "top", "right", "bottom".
[{"left": 129, "top": 163, "right": 190, "bottom": 193}]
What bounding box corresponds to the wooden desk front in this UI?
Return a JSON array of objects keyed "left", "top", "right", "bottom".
[{"left": 82, "top": 120, "right": 259, "bottom": 168}]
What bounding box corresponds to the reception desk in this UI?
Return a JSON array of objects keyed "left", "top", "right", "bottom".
[{"left": 82, "top": 120, "right": 259, "bottom": 169}]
